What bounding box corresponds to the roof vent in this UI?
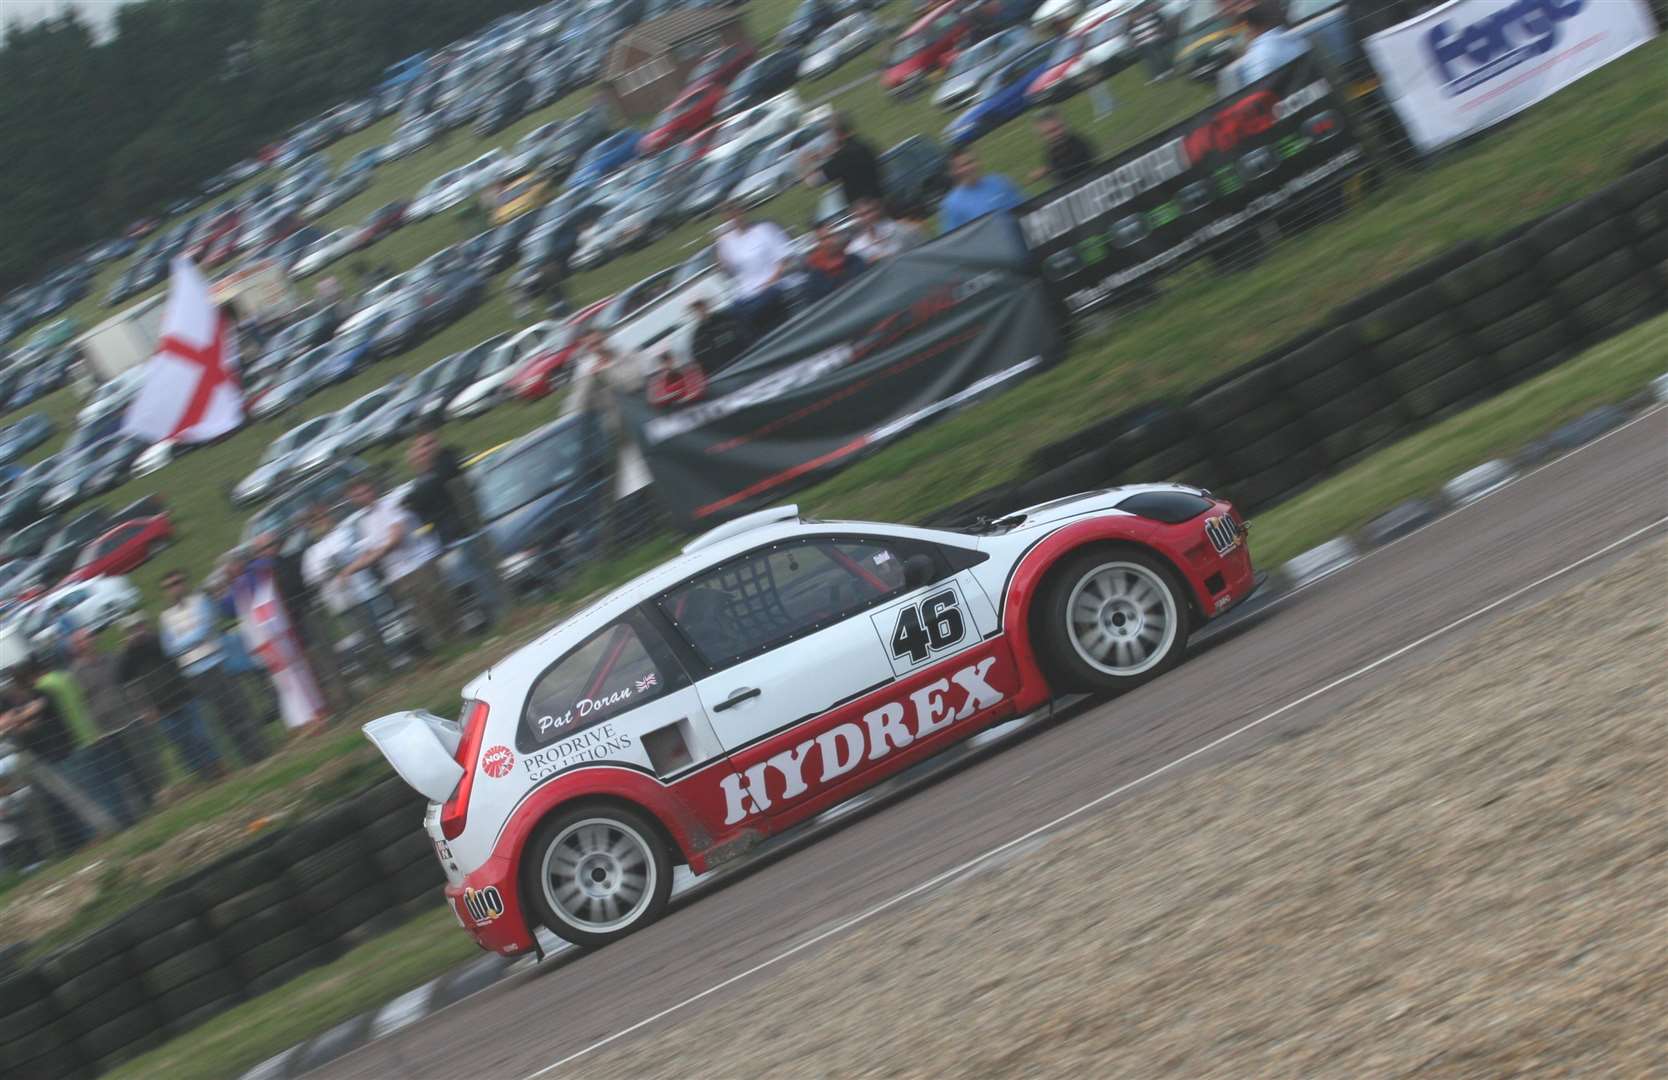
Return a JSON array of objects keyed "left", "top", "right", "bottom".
[{"left": 681, "top": 505, "right": 800, "bottom": 554}]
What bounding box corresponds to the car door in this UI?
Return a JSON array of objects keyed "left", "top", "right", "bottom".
[{"left": 656, "top": 533, "right": 1008, "bottom": 827}]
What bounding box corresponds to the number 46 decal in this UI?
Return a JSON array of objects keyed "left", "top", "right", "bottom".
[{"left": 887, "top": 588, "right": 966, "bottom": 665}]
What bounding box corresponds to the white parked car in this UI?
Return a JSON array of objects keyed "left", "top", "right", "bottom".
[
  {"left": 287, "top": 379, "right": 407, "bottom": 477},
  {"left": 728, "top": 125, "right": 834, "bottom": 208},
  {"left": 933, "top": 28, "right": 1036, "bottom": 109},
  {"left": 75, "top": 368, "right": 145, "bottom": 430},
  {"left": 130, "top": 438, "right": 177, "bottom": 480},
  {"left": 446, "top": 321, "right": 563, "bottom": 420},
  {"left": 1032, "top": 0, "right": 1086, "bottom": 26},
  {"left": 23, "top": 577, "right": 142, "bottom": 650},
  {"left": 408, "top": 150, "right": 508, "bottom": 220},
  {"left": 291, "top": 227, "right": 360, "bottom": 278},
  {"left": 366, "top": 493, "right": 1259, "bottom": 951},
  {"left": 798, "top": 14, "right": 879, "bottom": 80},
  {"left": 231, "top": 411, "right": 339, "bottom": 505},
  {"left": 705, "top": 91, "right": 805, "bottom": 167}
]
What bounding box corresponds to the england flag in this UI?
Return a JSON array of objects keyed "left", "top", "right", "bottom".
[{"left": 122, "top": 256, "right": 245, "bottom": 444}]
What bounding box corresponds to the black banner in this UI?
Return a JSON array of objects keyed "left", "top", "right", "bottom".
[
  {"left": 1018, "top": 53, "right": 1368, "bottom": 317},
  {"left": 620, "top": 215, "right": 1066, "bottom": 527}
]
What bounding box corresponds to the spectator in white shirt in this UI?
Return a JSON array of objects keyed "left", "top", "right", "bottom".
[
  {"left": 1219, "top": 5, "right": 1310, "bottom": 95},
  {"left": 846, "top": 198, "right": 916, "bottom": 263},
  {"left": 715, "top": 200, "right": 792, "bottom": 331},
  {"left": 301, "top": 503, "right": 392, "bottom": 673},
  {"left": 338, "top": 479, "right": 450, "bottom": 649}
]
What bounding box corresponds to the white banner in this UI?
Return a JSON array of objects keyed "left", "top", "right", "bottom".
[{"left": 1365, "top": 0, "right": 1658, "bottom": 153}]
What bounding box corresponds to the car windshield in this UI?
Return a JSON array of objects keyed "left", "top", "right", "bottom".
[
  {"left": 946, "top": 38, "right": 995, "bottom": 77},
  {"left": 469, "top": 426, "right": 580, "bottom": 519}
]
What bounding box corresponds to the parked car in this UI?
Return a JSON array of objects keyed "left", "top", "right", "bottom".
[
  {"left": 463, "top": 411, "right": 612, "bottom": 594},
  {"left": 241, "top": 458, "right": 371, "bottom": 545},
  {"left": 1025, "top": 0, "right": 1137, "bottom": 104},
  {"left": 364, "top": 487, "right": 1257, "bottom": 950},
  {"left": 540, "top": 108, "right": 612, "bottom": 182},
  {"left": 291, "top": 227, "right": 360, "bottom": 277},
  {"left": 799, "top": 13, "right": 879, "bottom": 80},
  {"left": 686, "top": 43, "right": 757, "bottom": 97},
  {"left": 933, "top": 27, "right": 1035, "bottom": 109},
  {"left": 59, "top": 514, "right": 174, "bottom": 586},
  {"left": 507, "top": 297, "right": 613, "bottom": 400},
  {"left": 286, "top": 381, "right": 409, "bottom": 477},
  {"left": 446, "top": 322, "right": 564, "bottom": 419},
  {"left": 231, "top": 412, "right": 340, "bottom": 505},
  {"left": 74, "top": 368, "right": 146, "bottom": 430},
  {"left": 566, "top": 130, "right": 642, "bottom": 191},
  {"left": 729, "top": 125, "right": 834, "bottom": 208},
  {"left": 640, "top": 83, "right": 726, "bottom": 156},
  {"left": 0, "top": 414, "right": 54, "bottom": 466},
  {"left": 945, "top": 42, "right": 1055, "bottom": 146},
  {"left": 883, "top": 1, "right": 972, "bottom": 96},
  {"left": 717, "top": 50, "right": 804, "bottom": 120},
  {"left": 20, "top": 577, "right": 142, "bottom": 651}
]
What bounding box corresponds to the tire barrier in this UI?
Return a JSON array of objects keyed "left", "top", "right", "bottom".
[
  {"left": 0, "top": 777, "right": 432, "bottom": 1076},
  {"left": 937, "top": 156, "right": 1667, "bottom": 524}
]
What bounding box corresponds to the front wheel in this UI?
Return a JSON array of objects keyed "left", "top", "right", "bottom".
[
  {"left": 522, "top": 803, "right": 672, "bottom": 948},
  {"left": 1036, "top": 548, "right": 1192, "bottom": 694}
]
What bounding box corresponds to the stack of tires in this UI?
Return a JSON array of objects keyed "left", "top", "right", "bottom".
[
  {"left": 1014, "top": 404, "right": 1211, "bottom": 505},
  {"left": 197, "top": 836, "right": 332, "bottom": 997},
  {"left": 273, "top": 803, "right": 395, "bottom": 963},
  {"left": 1267, "top": 325, "right": 1405, "bottom": 471},
  {"left": 1599, "top": 152, "right": 1668, "bottom": 296},
  {"left": 1183, "top": 361, "right": 1323, "bottom": 512},
  {"left": 354, "top": 778, "right": 446, "bottom": 923},
  {"left": 1524, "top": 192, "right": 1666, "bottom": 346},
  {"left": 0, "top": 970, "right": 85, "bottom": 1079},
  {"left": 1435, "top": 224, "right": 1577, "bottom": 390},
  {"left": 1347, "top": 243, "right": 1498, "bottom": 425},
  {"left": 43, "top": 925, "right": 162, "bottom": 1073},
  {"left": 113, "top": 888, "right": 243, "bottom": 1040}
]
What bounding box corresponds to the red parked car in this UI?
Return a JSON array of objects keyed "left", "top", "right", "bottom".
[
  {"left": 883, "top": 2, "right": 973, "bottom": 96},
  {"left": 59, "top": 515, "right": 173, "bottom": 587},
  {"left": 640, "top": 83, "right": 727, "bottom": 155},
  {"left": 686, "top": 43, "right": 757, "bottom": 95},
  {"left": 189, "top": 211, "right": 241, "bottom": 263},
  {"left": 356, "top": 201, "right": 407, "bottom": 249},
  {"left": 507, "top": 297, "right": 612, "bottom": 401}
]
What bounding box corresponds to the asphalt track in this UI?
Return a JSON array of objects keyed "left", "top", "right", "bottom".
[{"left": 311, "top": 405, "right": 1667, "bottom": 1080}]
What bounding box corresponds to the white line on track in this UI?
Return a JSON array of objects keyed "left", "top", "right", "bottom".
[{"left": 523, "top": 512, "right": 1668, "bottom": 1079}]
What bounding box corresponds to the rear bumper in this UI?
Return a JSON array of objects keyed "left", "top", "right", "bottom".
[{"left": 443, "top": 851, "right": 539, "bottom": 956}]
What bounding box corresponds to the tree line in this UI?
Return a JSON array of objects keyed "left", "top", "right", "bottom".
[{"left": 0, "top": 0, "right": 534, "bottom": 293}]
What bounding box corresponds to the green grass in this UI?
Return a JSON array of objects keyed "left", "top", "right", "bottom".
[
  {"left": 1250, "top": 311, "right": 1668, "bottom": 568},
  {"left": 107, "top": 907, "right": 480, "bottom": 1080}
]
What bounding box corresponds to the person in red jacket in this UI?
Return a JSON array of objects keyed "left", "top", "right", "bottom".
[{"left": 646, "top": 350, "right": 708, "bottom": 409}]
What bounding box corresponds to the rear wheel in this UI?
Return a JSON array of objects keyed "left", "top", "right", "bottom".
[
  {"left": 1036, "top": 548, "right": 1192, "bottom": 694},
  {"left": 522, "top": 803, "right": 672, "bottom": 948}
]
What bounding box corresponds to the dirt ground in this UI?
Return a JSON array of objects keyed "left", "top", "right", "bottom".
[{"left": 584, "top": 541, "right": 1668, "bottom": 1078}]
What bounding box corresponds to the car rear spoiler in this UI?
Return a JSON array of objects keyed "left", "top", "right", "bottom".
[{"left": 363, "top": 710, "right": 465, "bottom": 805}]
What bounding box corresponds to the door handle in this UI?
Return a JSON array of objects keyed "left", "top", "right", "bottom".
[{"left": 713, "top": 686, "right": 761, "bottom": 712}]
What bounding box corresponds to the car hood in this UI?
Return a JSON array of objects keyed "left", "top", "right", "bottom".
[{"left": 235, "top": 456, "right": 293, "bottom": 500}]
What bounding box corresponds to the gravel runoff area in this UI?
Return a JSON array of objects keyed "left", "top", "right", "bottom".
[{"left": 582, "top": 541, "right": 1667, "bottom": 1079}]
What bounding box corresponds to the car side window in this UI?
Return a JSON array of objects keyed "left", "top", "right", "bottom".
[
  {"left": 517, "top": 613, "right": 687, "bottom": 752},
  {"left": 660, "top": 537, "right": 938, "bottom": 670}
]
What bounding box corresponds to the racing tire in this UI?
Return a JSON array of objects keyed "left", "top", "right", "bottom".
[
  {"left": 208, "top": 881, "right": 294, "bottom": 930},
  {"left": 233, "top": 923, "right": 322, "bottom": 981},
  {"left": 49, "top": 955, "right": 131, "bottom": 1013},
  {"left": 143, "top": 942, "right": 227, "bottom": 995},
  {"left": 389, "top": 855, "right": 446, "bottom": 902},
  {"left": 71, "top": 1005, "right": 156, "bottom": 1064},
  {"left": 215, "top": 903, "right": 310, "bottom": 957},
  {"left": 371, "top": 829, "right": 435, "bottom": 876},
  {"left": 0, "top": 998, "right": 57, "bottom": 1043},
  {"left": 130, "top": 917, "right": 209, "bottom": 970},
  {"left": 522, "top": 802, "right": 674, "bottom": 949},
  {"left": 361, "top": 808, "right": 423, "bottom": 851},
  {"left": 155, "top": 969, "right": 242, "bottom": 1026},
  {"left": 1034, "top": 547, "right": 1193, "bottom": 695}
]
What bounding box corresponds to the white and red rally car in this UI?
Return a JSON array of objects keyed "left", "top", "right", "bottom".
[{"left": 367, "top": 487, "right": 1255, "bottom": 951}]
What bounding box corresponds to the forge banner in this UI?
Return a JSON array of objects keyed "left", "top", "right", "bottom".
[
  {"left": 1017, "top": 53, "right": 1368, "bottom": 317},
  {"left": 621, "top": 215, "right": 1065, "bottom": 527}
]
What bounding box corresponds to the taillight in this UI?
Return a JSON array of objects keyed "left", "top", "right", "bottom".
[{"left": 440, "top": 700, "right": 490, "bottom": 840}]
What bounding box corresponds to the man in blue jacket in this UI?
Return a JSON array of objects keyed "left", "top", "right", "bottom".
[{"left": 940, "top": 149, "right": 1024, "bottom": 234}]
